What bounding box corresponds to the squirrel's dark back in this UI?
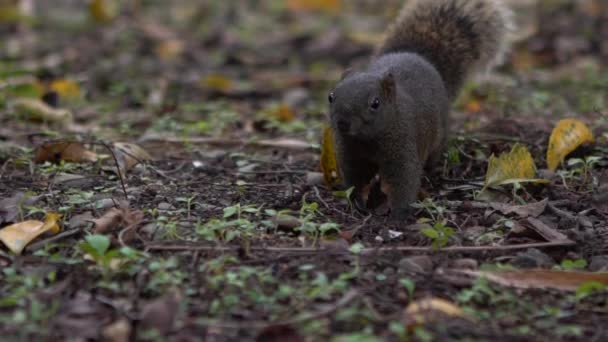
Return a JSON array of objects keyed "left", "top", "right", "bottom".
[{"left": 376, "top": 0, "right": 512, "bottom": 99}]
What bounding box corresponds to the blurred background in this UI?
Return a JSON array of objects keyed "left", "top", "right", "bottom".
[{"left": 1, "top": 0, "right": 607, "bottom": 145}]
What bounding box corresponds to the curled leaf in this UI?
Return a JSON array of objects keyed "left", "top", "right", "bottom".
[
  {"left": 11, "top": 98, "right": 73, "bottom": 123},
  {"left": 403, "top": 298, "right": 473, "bottom": 330},
  {"left": 484, "top": 143, "right": 547, "bottom": 190},
  {"left": 547, "top": 119, "right": 595, "bottom": 171},
  {"left": 320, "top": 125, "right": 341, "bottom": 186},
  {"left": 0, "top": 213, "right": 61, "bottom": 254},
  {"left": 35, "top": 142, "right": 98, "bottom": 163}
]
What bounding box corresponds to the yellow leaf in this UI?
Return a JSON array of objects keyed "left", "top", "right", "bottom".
[
  {"left": 465, "top": 99, "right": 482, "bottom": 113},
  {"left": 320, "top": 125, "right": 341, "bottom": 186},
  {"left": 547, "top": 119, "right": 595, "bottom": 171},
  {"left": 202, "top": 74, "right": 233, "bottom": 93},
  {"left": 286, "top": 0, "right": 341, "bottom": 13},
  {"left": 404, "top": 298, "right": 473, "bottom": 330},
  {"left": 0, "top": 3, "right": 22, "bottom": 23},
  {"left": 484, "top": 143, "right": 545, "bottom": 190},
  {"left": 0, "top": 213, "right": 61, "bottom": 254},
  {"left": 272, "top": 104, "right": 295, "bottom": 122},
  {"left": 50, "top": 79, "right": 81, "bottom": 98},
  {"left": 89, "top": 0, "right": 118, "bottom": 23}
]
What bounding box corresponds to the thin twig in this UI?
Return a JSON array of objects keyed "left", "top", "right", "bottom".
[
  {"left": 100, "top": 141, "right": 129, "bottom": 200},
  {"left": 25, "top": 228, "right": 81, "bottom": 252},
  {"left": 145, "top": 239, "right": 575, "bottom": 254}
]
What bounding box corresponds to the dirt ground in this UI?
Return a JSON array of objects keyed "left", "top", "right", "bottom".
[{"left": 1, "top": 1, "right": 607, "bottom": 341}]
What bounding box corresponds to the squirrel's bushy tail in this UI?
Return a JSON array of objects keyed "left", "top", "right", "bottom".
[{"left": 376, "top": 0, "right": 513, "bottom": 98}]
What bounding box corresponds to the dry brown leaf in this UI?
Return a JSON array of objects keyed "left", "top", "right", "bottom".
[
  {"left": 102, "top": 318, "right": 131, "bottom": 342},
  {"left": 525, "top": 217, "right": 570, "bottom": 242},
  {"left": 156, "top": 39, "right": 185, "bottom": 61},
  {"left": 111, "top": 142, "right": 152, "bottom": 178},
  {"left": 457, "top": 269, "right": 608, "bottom": 292},
  {"left": 35, "top": 141, "right": 98, "bottom": 164},
  {"left": 93, "top": 207, "right": 143, "bottom": 234},
  {"left": 140, "top": 291, "right": 182, "bottom": 335},
  {"left": 489, "top": 199, "right": 548, "bottom": 218}
]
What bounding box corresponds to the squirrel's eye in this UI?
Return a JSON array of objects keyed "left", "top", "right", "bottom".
[
  {"left": 328, "top": 92, "right": 335, "bottom": 104},
  {"left": 370, "top": 97, "right": 380, "bottom": 110}
]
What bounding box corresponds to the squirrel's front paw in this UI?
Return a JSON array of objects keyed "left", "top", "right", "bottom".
[
  {"left": 352, "top": 195, "right": 369, "bottom": 214},
  {"left": 390, "top": 206, "right": 412, "bottom": 221}
]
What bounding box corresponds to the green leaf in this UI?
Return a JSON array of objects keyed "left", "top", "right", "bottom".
[
  {"left": 421, "top": 228, "right": 439, "bottom": 239},
  {"left": 85, "top": 234, "right": 110, "bottom": 256}
]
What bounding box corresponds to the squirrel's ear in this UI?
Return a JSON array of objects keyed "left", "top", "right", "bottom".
[
  {"left": 340, "top": 68, "right": 354, "bottom": 80},
  {"left": 380, "top": 72, "right": 395, "bottom": 98}
]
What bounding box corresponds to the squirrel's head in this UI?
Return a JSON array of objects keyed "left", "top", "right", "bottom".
[{"left": 329, "top": 71, "right": 396, "bottom": 139}]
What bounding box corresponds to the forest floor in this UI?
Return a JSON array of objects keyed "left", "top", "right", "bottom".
[{"left": 1, "top": 1, "right": 607, "bottom": 341}]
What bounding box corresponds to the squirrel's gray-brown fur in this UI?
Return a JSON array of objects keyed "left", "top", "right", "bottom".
[{"left": 328, "top": 0, "right": 512, "bottom": 219}]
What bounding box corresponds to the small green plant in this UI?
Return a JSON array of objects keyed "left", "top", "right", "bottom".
[
  {"left": 297, "top": 198, "right": 341, "bottom": 246},
  {"left": 575, "top": 281, "right": 607, "bottom": 300},
  {"left": 558, "top": 259, "right": 588, "bottom": 271},
  {"left": 79, "top": 234, "right": 141, "bottom": 274},
  {"left": 558, "top": 156, "right": 601, "bottom": 190},
  {"left": 421, "top": 220, "right": 455, "bottom": 249}
]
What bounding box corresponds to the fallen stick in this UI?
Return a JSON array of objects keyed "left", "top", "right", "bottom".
[{"left": 145, "top": 239, "right": 575, "bottom": 255}]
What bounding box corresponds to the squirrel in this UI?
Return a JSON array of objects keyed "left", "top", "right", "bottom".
[{"left": 328, "top": 0, "right": 513, "bottom": 220}]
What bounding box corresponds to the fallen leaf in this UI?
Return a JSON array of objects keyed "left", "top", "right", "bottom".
[
  {"left": 89, "top": 0, "right": 118, "bottom": 23},
  {"left": 0, "top": 212, "right": 61, "bottom": 254},
  {"left": 320, "top": 125, "right": 341, "bottom": 186},
  {"left": 202, "top": 74, "right": 233, "bottom": 93},
  {"left": 35, "top": 141, "right": 98, "bottom": 163},
  {"left": 547, "top": 119, "right": 595, "bottom": 171},
  {"left": 524, "top": 217, "right": 570, "bottom": 242},
  {"left": 50, "top": 79, "right": 81, "bottom": 98},
  {"left": 156, "top": 39, "right": 185, "bottom": 61},
  {"left": 271, "top": 104, "right": 295, "bottom": 122},
  {"left": 489, "top": 198, "right": 548, "bottom": 218},
  {"left": 286, "top": 0, "right": 340, "bottom": 13},
  {"left": 403, "top": 298, "right": 473, "bottom": 330},
  {"left": 484, "top": 143, "right": 547, "bottom": 190},
  {"left": 102, "top": 318, "right": 132, "bottom": 342},
  {"left": 455, "top": 269, "right": 608, "bottom": 292},
  {"left": 140, "top": 291, "right": 182, "bottom": 335},
  {"left": 110, "top": 142, "right": 153, "bottom": 178},
  {"left": 93, "top": 207, "right": 143, "bottom": 234},
  {"left": 11, "top": 98, "right": 73, "bottom": 123}
]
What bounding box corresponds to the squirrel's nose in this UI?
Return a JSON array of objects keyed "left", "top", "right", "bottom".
[{"left": 337, "top": 120, "right": 350, "bottom": 132}]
